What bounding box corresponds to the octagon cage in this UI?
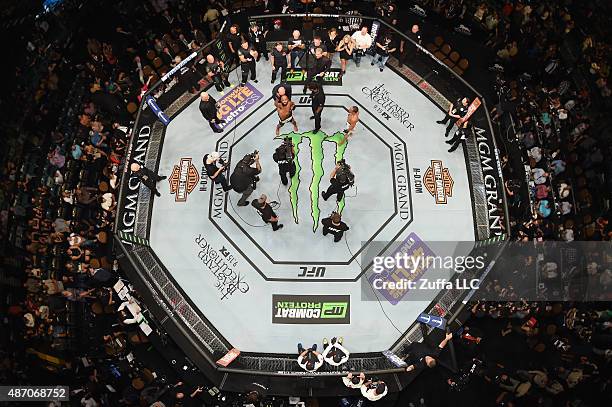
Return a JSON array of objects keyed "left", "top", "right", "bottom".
[{"left": 113, "top": 7, "right": 510, "bottom": 397}]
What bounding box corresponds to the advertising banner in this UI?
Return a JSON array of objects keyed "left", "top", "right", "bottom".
[
  {"left": 216, "top": 82, "right": 264, "bottom": 129},
  {"left": 272, "top": 294, "right": 350, "bottom": 324}
]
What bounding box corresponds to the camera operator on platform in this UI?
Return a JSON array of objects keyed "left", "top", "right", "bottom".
[
  {"left": 230, "top": 151, "right": 261, "bottom": 206},
  {"left": 273, "top": 136, "right": 296, "bottom": 186},
  {"left": 322, "top": 159, "right": 354, "bottom": 202}
]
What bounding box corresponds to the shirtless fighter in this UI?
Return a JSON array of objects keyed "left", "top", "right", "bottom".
[
  {"left": 340, "top": 106, "right": 359, "bottom": 145},
  {"left": 275, "top": 95, "right": 299, "bottom": 136}
]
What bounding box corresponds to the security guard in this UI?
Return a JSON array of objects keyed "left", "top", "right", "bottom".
[{"left": 321, "top": 212, "right": 349, "bottom": 242}]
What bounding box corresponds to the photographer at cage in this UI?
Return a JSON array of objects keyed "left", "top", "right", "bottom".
[
  {"left": 230, "top": 151, "right": 261, "bottom": 206},
  {"left": 204, "top": 54, "right": 230, "bottom": 92},
  {"left": 273, "top": 136, "right": 296, "bottom": 186},
  {"left": 321, "top": 160, "right": 354, "bottom": 202},
  {"left": 203, "top": 151, "right": 232, "bottom": 192},
  {"left": 251, "top": 194, "right": 283, "bottom": 231}
]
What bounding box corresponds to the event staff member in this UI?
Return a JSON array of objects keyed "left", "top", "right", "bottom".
[
  {"left": 238, "top": 39, "right": 258, "bottom": 86},
  {"left": 342, "top": 372, "right": 365, "bottom": 389},
  {"left": 361, "top": 380, "right": 388, "bottom": 401},
  {"left": 303, "top": 48, "right": 331, "bottom": 94},
  {"left": 130, "top": 163, "right": 166, "bottom": 197},
  {"left": 251, "top": 194, "right": 283, "bottom": 231},
  {"left": 287, "top": 29, "right": 306, "bottom": 72},
  {"left": 270, "top": 42, "right": 289, "bottom": 83},
  {"left": 203, "top": 152, "right": 232, "bottom": 192},
  {"left": 297, "top": 343, "right": 323, "bottom": 372},
  {"left": 322, "top": 160, "right": 354, "bottom": 202},
  {"left": 398, "top": 24, "right": 422, "bottom": 68},
  {"left": 307, "top": 36, "right": 328, "bottom": 58},
  {"left": 225, "top": 24, "right": 242, "bottom": 65},
  {"left": 340, "top": 106, "right": 360, "bottom": 145},
  {"left": 248, "top": 24, "right": 268, "bottom": 61},
  {"left": 351, "top": 26, "right": 373, "bottom": 67},
  {"left": 274, "top": 95, "right": 298, "bottom": 136},
  {"left": 205, "top": 54, "right": 230, "bottom": 92},
  {"left": 447, "top": 120, "right": 472, "bottom": 153},
  {"left": 405, "top": 332, "right": 453, "bottom": 373},
  {"left": 437, "top": 97, "right": 470, "bottom": 137},
  {"left": 371, "top": 34, "right": 396, "bottom": 72},
  {"left": 230, "top": 152, "right": 261, "bottom": 206},
  {"left": 272, "top": 82, "right": 292, "bottom": 102},
  {"left": 321, "top": 212, "right": 349, "bottom": 243},
  {"left": 309, "top": 83, "right": 325, "bottom": 133},
  {"left": 322, "top": 337, "right": 350, "bottom": 366},
  {"left": 273, "top": 136, "right": 296, "bottom": 185},
  {"left": 198, "top": 92, "right": 224, "bottom": 133}
]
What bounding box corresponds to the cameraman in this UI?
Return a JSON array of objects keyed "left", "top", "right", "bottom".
[
  {"left": 203, "top": 152, "right": 232, "bottom": 192},
  {"left": 230, "top": 152, "right": 261, "bottom": 206},
  {"left": 321, "top": 160, "right": 354, "bottom": 202},
  {"left": 251, "top": 194, "right": 283, "bottom": 231},
  {"left": 273, "top": 137, "right": 296, "bottom": 186},
  {"left": 205, "top": 54, "right": 230, "bottom": 92}
]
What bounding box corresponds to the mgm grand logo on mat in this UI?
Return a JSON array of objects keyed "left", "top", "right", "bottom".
[
  {"left": 424, "top": 160, "right": 454, "bottom": 204},
  {"left": 272, "top": 294, "right": 350, "bottom": 324},
  {"left": 169, "top": 158, "right": 200, "bottom": 202}
]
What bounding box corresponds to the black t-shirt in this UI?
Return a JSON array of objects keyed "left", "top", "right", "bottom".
[
  {"left": 311, "top": 90, "right": 325, "bottom": 110},
  {"left": 227, "top": 33, "right": 242, "bottom": 52},
  {"left": 238, "top": 46, "right": 255, "bottom": 64},
  {"left": 199, "top": 98, "right": 217, "bottom": 120},
  {"left": 310, "top": 56, "right": 331, "bottom": 75},
  {"left": 455, "top": 101, "right": 469, "bottom": 118},
  {"left": 249, "top": 29, "right": 265, "bottom": 45},
  {"left": 271, "top": 49, "right": 288, "bottom": 67},
  {"left": 203, "top": 155, "right": 222, "bottom": 179},
  {"left": 230, "top": 163, "right": 259, "bottom": 192},
  {"left": 376, "top": 39, "right": 396, "bottom": 56},
  {"left": 205, "top": 61, "right": 221, "bottom": 75},
  {"left": 252, "top": 201, "right": 276, "bottom": 221},
  {"left": 308, "top": 42, "right": 328, "bottom": 55},
  {"left": 321, "top": 218, "right": 349, "bottom": 235},
  {"left": 288, "top": 36, "right": 304, "bottom": 50},
  {"left": 403, "top": 29, "right": 422, "bottom": 45},
  {"left": 405, "top": 342, "right": 442, "bottom": 373}
]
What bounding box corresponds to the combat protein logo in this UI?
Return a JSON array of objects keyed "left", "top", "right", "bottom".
[
  {"left": 424, "top": 160, "right": 454, "bottom": 204},
  {"left": 274, "top": 130, "right": 348, "bottom": 232},
  {"left": 169, "top": 158, "right": 200, "bottom": 202},
  {"left": 272, "top": 294, "right": 350, "bottom": 324}
]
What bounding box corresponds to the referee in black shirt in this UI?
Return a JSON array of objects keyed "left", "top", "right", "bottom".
[
  {"left": 309, "top": 83, "right": 325, "bottom": 133},
  {"left": 199, "top": 92, "right": 224, "bottom": 133},
  {"left": 437, "top": 97, "right": 470, "bottom": 137},
  {"left": 252, "top": 194, "right": 283, "bottom": 231}
]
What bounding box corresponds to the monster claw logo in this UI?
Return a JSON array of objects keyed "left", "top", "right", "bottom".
[{"left": 275, "top": 130, "right": 349, "bottom": 232}]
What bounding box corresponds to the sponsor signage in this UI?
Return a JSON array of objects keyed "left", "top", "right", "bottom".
[
  {"left": 169, "top": 158, "right": 200, "bottom": 202},
  {"left": 417, "top": 312, "right": 447, "bottom": 330},
  {"left": 162, "top": 51, "right": 197, "bottom": 82},
  {"left": 145, "top": 96, "right": 171, "bottom": 126},
  {"left": 424, "top": 160, "right": 454, "bottom": 204},
  {"left": 216, "top": 348, "right": 240, "bottom": 367},
  {"left": 361, "top": 83, "right": 415, "bottom": 130},
  {"left": 272, "top": 294, "right": 350, "bottom": 324},
  {"left": 284, "top": 68, "right": 343, "bottom": 86},
  {"left": 368, "top": 232, "right": 436, "bottom": 305},
  {"left": 216, "top": 82, "right": 263, "bottom": 129}
]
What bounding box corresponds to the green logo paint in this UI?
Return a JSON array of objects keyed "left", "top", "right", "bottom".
[
  {"left": 321, "top": 302, "right": 348, "bottom": 318},
  {"left": 275, "top": 130, "right": 348, "bottom": 232}
]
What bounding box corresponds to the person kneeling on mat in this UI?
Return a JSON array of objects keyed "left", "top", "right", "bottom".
[
  {"left": 322, "top": 336, "right": 350, "bottom": 366},
  {"left": 252, "top": 194, "right": 283, "bottom": 231},
  {"left": 297, "top": 343, "right": 323, "bottom": 372},
  {"left": 322, "top": 212, "right": 349, "bottom": 242}
]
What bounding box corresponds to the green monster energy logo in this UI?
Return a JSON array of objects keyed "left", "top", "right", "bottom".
[{"left": 275, "top": 130, "right": 348, "bottom": 232}]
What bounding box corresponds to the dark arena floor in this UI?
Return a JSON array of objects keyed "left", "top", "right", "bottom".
[{"left": 1, "top": 1, "right": 611, "bottom": 407}]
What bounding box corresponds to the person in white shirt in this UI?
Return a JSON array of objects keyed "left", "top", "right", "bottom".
[
  {"left": 350, "top": 26, "right": 372, "bottom": 67},
  {"left": 297, "top": 343, "right": 324, "bottom": 372},
  {"left": 361, "top": 380, "right": 388, "bottom": 401},
  {"left": 342, "top": 372, "right": 365, "bottom": 389},
  {"left": 322, "top": 337, "right": 350, "bottom": 366}
]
